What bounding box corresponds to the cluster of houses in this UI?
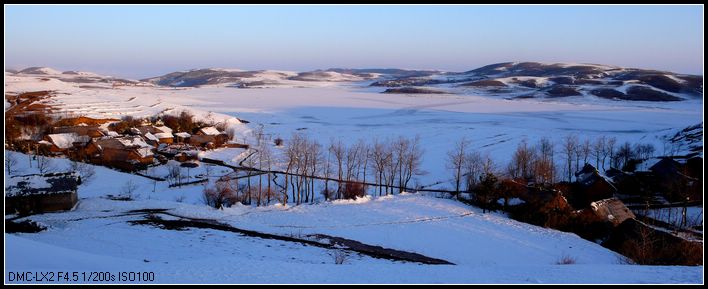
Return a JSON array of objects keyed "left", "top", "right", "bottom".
[{"left": 37, "top": 119, "right": 239, "bottom": 171}]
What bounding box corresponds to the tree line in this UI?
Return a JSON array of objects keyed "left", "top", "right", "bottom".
[{"left": 204, "top": 129, "right": 659, "bottom": 209}]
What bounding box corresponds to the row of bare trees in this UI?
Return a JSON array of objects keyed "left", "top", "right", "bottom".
[
  {"left": 279, "top": 133, "right": 425, "bottom": 204},
  {"left": 447, "top": 135, "right": 658, "bottom": 193}
]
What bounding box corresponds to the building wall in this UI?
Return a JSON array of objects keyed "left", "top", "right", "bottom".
[{"left": 5, "top": 192, "right": 78, "bottom": 215}]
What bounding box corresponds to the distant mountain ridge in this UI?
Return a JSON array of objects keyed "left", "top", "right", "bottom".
[{"left": 8, "top": 62, "right": 702, "bottom": 102}]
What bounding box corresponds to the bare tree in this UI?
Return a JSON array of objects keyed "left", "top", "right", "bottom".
[
  {"left": 615, "top": 141, "right": 634, "bottom": 170},
  {"left": 508, "top": 139, "right": 535, "bottom": 181},
  {"left": 447, "top": 137, "right": 470, "bottom": 199},
  {"left": 535, "top": 137, "right": 556, "bottom": 184},
  {"left": 5, "top": 152, "right": 19, "bottom": 176},
  {"left": 370, "top": 139, "right": 390, "bottom": 196},
  {"left": 121, "top": 180, "right": 139, "bottom": 199},
  {"left": 328, "top": 138, "right": 345, "bottom": 199},
  {"left": 592, "top": 136, "right": 606, "bottom": 170},
  {"left": 562, "top": 135, "right": 578, "bottom": 182},
  {"left": 322, "top": 141, "right": 334, "bottom": 200},
  {"left": 70, "top": 160, "right": 96, "bottom": 184},
  {"left": 606, "top": 137, "right": 617, "bottom": 169},
  {"left": 464, "top": 151, "right": 483, "bottom": 193},
  {"left": 36, "top": 155, "right": 55, "bottom": 174},
  {"left": 580, "top": 139, "right": 591, "bottom": 167},
  {"left": 167, "top": 162, "right": 182, "bottom": 187},
  {"left": 397, "top": 136, "right": 423, "bottom": 193}
]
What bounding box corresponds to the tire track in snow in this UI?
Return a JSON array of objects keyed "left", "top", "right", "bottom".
[{"left": 265, "top": 211, "right": 476, "bottom": 229}]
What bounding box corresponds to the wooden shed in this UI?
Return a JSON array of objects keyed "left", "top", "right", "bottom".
[
  {"left": 590, "top": 198, "right": 636, "bottom": 227},
  {"left": 86, "top": 136, "right": 154, "bottom": 171},
  {"left": 5, "top": 172, "right": 80, "bottom": 215}
]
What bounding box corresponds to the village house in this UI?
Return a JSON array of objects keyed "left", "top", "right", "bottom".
[
  {"left": 5, "top": 172, "right": 80, "bottom": 215},
  {"left": 43, "top": 133, "right": 90, "bottom": 155},
  {"left": 52, "top": 124, "right": 106, "bottom": 138},
  {"left": 135, "top": 125, "right": 174, "bottom": 144},
  {"left": 189, "top": 126, "right": 228, "bottom": 148},
  {"left": 173, "top": 132, "right": 191, "bottom": 143},
  {"left": 569, "top": 164, "right": 617, "bottom": 208},
  {"left": 85, "top": 136, "right": 155, "bottom": 171},
  {"left": 589, "top": 197, "right": 636, "bottom": 227}
]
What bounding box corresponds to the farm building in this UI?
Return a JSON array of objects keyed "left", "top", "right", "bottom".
[
  {"left": 648, "top": 157, "right": 702, "bottom": 202},
  {"left": 5, "top": 172, "right": 80, "bottom": 215},
  {"left": 43, "top": 133, "right": 90, "bottom": 154},
  {"left": 52, "top": 125, "right": 106, "bottom": 138},
  {"left": 590, "top": 198, "right": 636, "bottom": 227},
  {"left": 85, "top": 136, "right": 154, "bottom": 170},
  {"left": 174, "top": 132, "right": 191, "bottom": 143},
  {"left": 189, "top": 126, "right": 228, "bottom": 148},
  {"left": 136, "top": 125, "right": 174, "bottom": 144},
  {"left": 569, "top": 164, "right": 617, "bottom": 207}
]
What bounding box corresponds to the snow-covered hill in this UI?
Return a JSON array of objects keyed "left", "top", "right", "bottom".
[
  {"left": 4, "top": 151, "right": 702, "bottom": 284},
  {"left": 372, "top": 62, "right": 703, "bottom": 102},
  {"left": 141, "top": 68, "right": 378, "bottom": 88}
]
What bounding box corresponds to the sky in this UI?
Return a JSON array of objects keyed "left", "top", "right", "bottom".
[{"left": 4, "top": 4, "right": 704, "bottom": 79}]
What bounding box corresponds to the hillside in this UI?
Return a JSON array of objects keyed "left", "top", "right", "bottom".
[
  {"left": 371, "top": 62, "right": 703, "bottom": 102},
  {"left": 4, "top": 152, "right": 702, "bottom": 284}
]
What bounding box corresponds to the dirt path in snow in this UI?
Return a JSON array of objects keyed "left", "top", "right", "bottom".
[{"left": 128, "top": 209, "right": 454, "bottom": 265}]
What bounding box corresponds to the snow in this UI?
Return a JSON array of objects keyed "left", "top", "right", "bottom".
[
  {"left": 664, "top": 74, "right": 687, "bottom": 84},
  {"left": 198, "top": 126, "right": 221, "bottom": 135},
  {"left": 641, "top": 206, "right": 703, "bottom": 228},
  {"left": 155, "top": 126, "right": 172, "bottom": 134},
  {"left": 18, "top": 67, "right": 63, "bottom": 75},
  {"left": 4, "top": 148, "right": 703, "bottom": 284},
  {"left": 6, "top": 175, "right": 52, "bottom": 196},
  {"left": 4, "top": 69, "right": 701, "bottom": 188},
  {"left": 47, "top": 133, "right": 85, "bottom": 149},
  {"left": 153, "top": 132, "right": 173, "bottom": 139},
  {"left": 4, "top": 179, "right": 703, "bottom": 283},
  {"left": 4, "top": 68, "right": 704, "bottom": 284},
  {"left": 144, "top": 132, "right": 159, "bottom": 142},
  {"left": 174, "top": 132, "right": 191, "bottom": 138},
  {"left": 498, "top": 197, "right": 525, "bottom": 206}
]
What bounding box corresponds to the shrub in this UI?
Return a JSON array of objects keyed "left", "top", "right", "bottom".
[
  {"left": 274, "top": 137, "right": 284, "bottom": 146},
  {"left": 202, "top": 180, "right": 239, "bottom": 209},
  {"left": 333, "top": 250, "right": 348, "bottom": 265},
  {"left": 110, "top": 115, "right": 144, "bottom": 134},
  {"left": 342, "top": 181, "right": 367, "bottom": 200},
  {"left": 556, "top": 254, "right": 577, "bottom": 265},
  {"left": 120, "top": 180, "right": 138, "bottom": 200}
]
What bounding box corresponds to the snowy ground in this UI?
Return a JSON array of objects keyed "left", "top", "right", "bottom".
[
  {"left": 4, "top": 151, "right": 704, "bottom": 284},
  {"left": 5, "top": 73, "right": 702, "bottom": 188},
  {"left": 640, "top": 206, "right": 704, "bottom": 228},
  {"left": 4, "top": 72, "right": 704, "bottom": 284}
]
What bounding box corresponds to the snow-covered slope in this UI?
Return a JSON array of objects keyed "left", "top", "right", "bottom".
[
  {"left": 371, "top": 62, "right": 703, "bottom": 102},
  {"left": 4, "top": 151, "right": 702, "bottom": 284},
  {"left": 142, "top": 68, "right": 377, "bottom": 88}
]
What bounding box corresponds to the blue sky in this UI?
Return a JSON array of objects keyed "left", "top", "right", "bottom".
[{"left": 4, "top": 5, "right": 703, "bottom": 78}]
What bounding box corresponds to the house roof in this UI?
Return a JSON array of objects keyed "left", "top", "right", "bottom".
[
  {"left": 155, "top": 126, "right": 172, "bottom": 134},
  {"left": 144, "top": 132, "right": 159, "bottom": 142},
  {"left": 47, "top": 133, "right": 89, "bottom": 149},
  {"left": 199, "top": 126, "right": 221, "bottom": 136},
  {"left": 6, "top": 172, "right": 80, "bottom": 197},
  {"left": 53, "top": 125, "right": 105, "bottom": 137},
  {"left": 590, "top": 198, "right": 635, "bottom": 225},
  {"left": 154, "top": 132, "right": 173, "bottom": 139},
  {"left": 575, "top": 164, "right": 617, "bottom": 192},
  {"left": 95, "top": 136, "right": 154, "bottom": 157},
  {"left": 174, "top": 132, "right": 191, "bottom": 138}
]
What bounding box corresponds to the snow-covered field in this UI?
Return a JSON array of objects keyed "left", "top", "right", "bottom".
[
  {"left": 4, "top": 151, "right": 704, "bottom": 284},
  {"left": 4, "top": 71, "right": 704, "bottom": 284},
  {"left": 5, "top": 71, "right": 702, "bottom": 187}
]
